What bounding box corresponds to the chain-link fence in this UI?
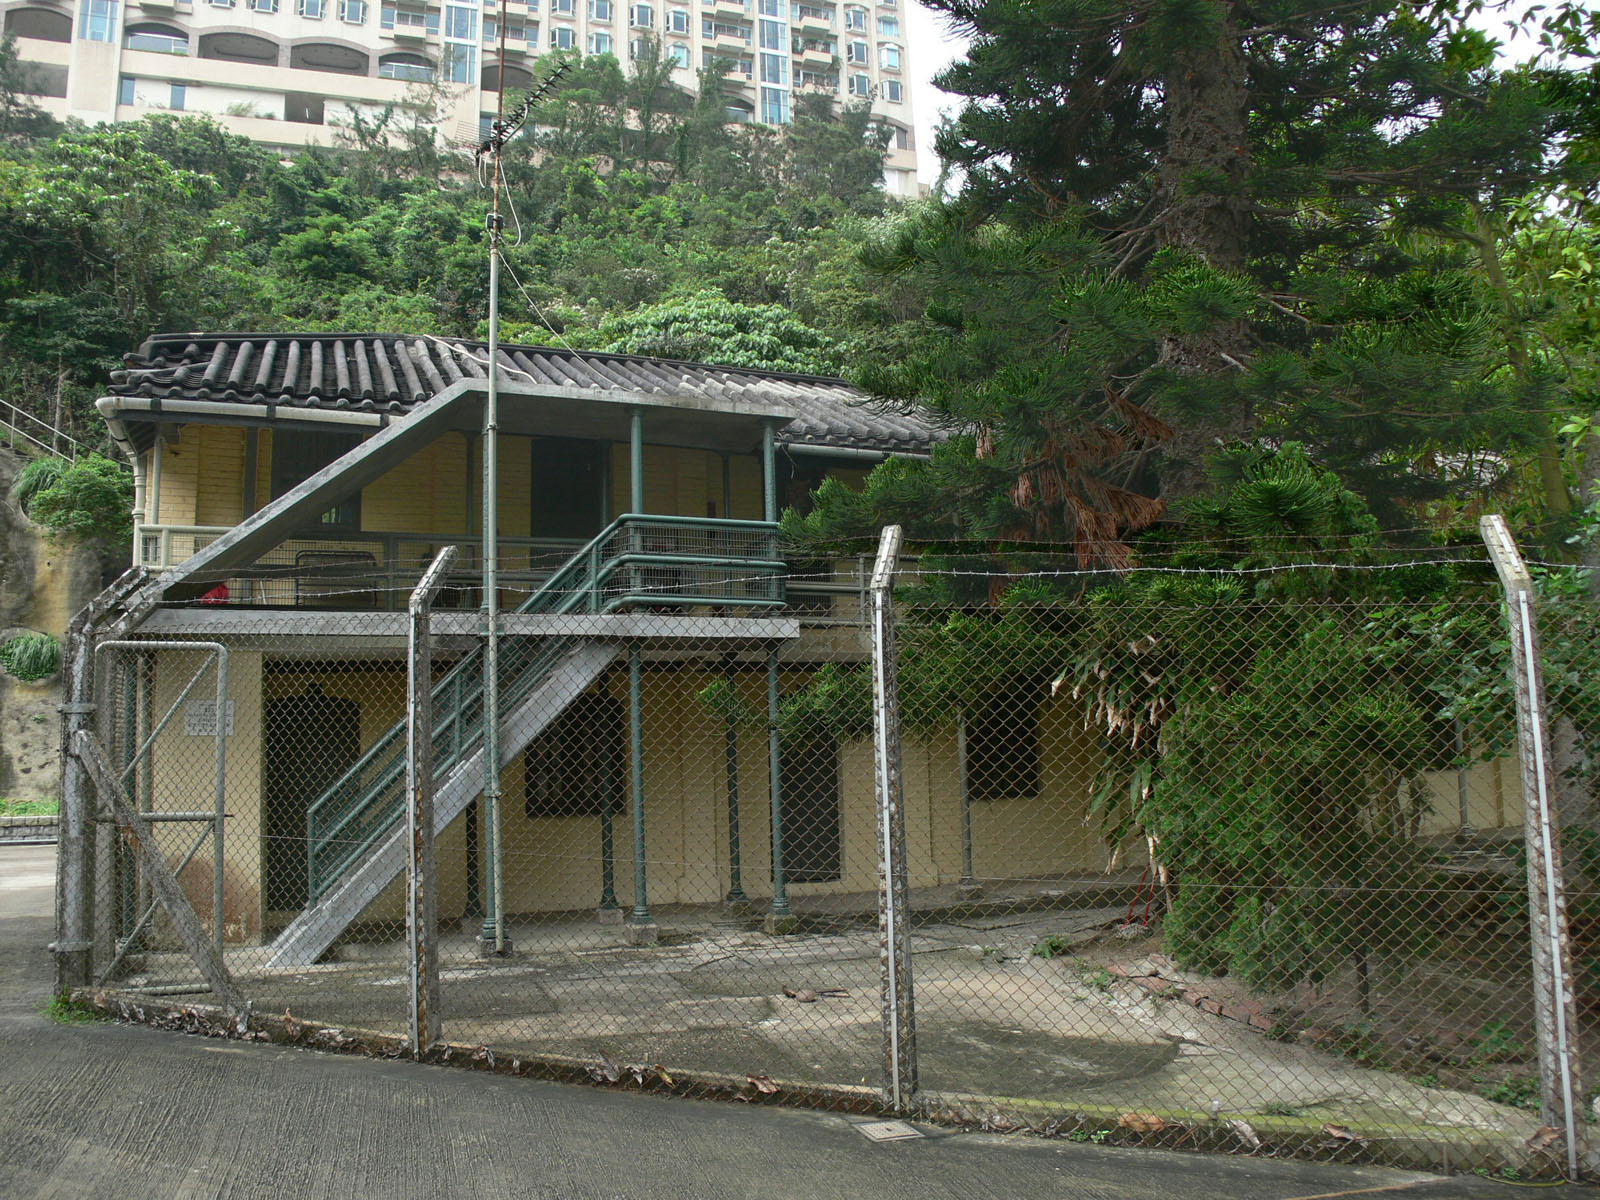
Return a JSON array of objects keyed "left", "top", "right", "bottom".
[{"left": 58, "top": 527, "right": 1600, "bottom": 1179}]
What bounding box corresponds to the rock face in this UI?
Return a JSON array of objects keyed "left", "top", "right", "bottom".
[{"left": 0, "top": 447, "right": 127, "bottom": 803}]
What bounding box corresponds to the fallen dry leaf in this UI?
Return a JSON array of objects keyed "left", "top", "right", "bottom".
[
  {"left": 1526, "top": 1125, "right": 1562, "bottom": 1150},
  {"left": 1321, "top": 1123, "right": 1361, "bottom": 1144},
  {"left": 1118, "top": 1112, "right": 1167, "bottom": 1134},
  {"left": 748, "top": 1074, "right": 779, "bottom": 1094}
]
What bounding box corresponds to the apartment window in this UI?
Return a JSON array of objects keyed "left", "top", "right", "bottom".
[
  {"left": 844, "top": 38, "right": 865, "bottom": 63},
  {"left": 485, "top": 17, "right": 526, "bottom": 40},
  {"left": 270, "top": 431, "right": 361, "bottom": 529},
  {"left": 878, "top": 42, "right": 898, "bottom": 69},
  {"left": 759, "top": 51, "right": 783, "bottom": 83},
  {"left": 298, "top": 0, "right": 324, "bottom": 16},
  {"left": 117, "top": 75, "right": 134, "bottom": 104},
  {"left": 756, "top": 0, "right": 779, "bottom": 13},
  {"left": 629, "top": 2, "right": 650, "bottom": 25},
  {"left": 884, "top": 77, "right": 901, "bottom": 102},
  {"left": 842, "top": 4, "right": 863, "bottom": 29},
  {"left": 759, "top": 84, "right": 787, "bottom": 124},
  {"left": 589, "top": 0, "right": 612, "bottom": 18},
  {"left": 253, "top": 0, "right": 278, "bottom": 12},
  {"left": 892, "top": 121, "right": 910, "bottom": 147},
  {"left": 442, "top": 43, "right": 475, "bottom": 77},
  {"left": 758, "top": 16, "right": 780, "bottom": 47},
  {"left": 444, "top": 4, "right": 475, "bottom": 38},
  {"left": 846, "top": 70, "right": 868, "bottom": 96},
  {"left": 701, "top": 14, "right": 711, "bottom": 36},
  {"left": 78, "top": 0, "right": 118, "bottom": 39},
  {"left": 552, "top": 0, "right": 573, "bottom": 14},
  {"left": 383, "top": 4, "right": 439, "bottom": 30},
  {"left": 966, "top": 691, "right": 1042, "bottom": 800},
  {"left": 664, "top": 39, "right": 687, "bottom": 65},
  {"left": 207, "top": 0, "right": 234, "bottom": 8},
  {"left": 168, "top": 81, "right": 186, "bottom": 109},
  {"left": 875, "top": 13, "right": 896, "bottom": 35},
  {"left": 379, "top": 51, "right": 433, "bottom": 78},
  {"left": 666, "top": 6, "right": 687, "bottom": 33},
  {"left": 587, "top": 30, "right": 611, "bottom": 52},
  {"left": 550, "top": 23, "right": 574, "bottom": 46},
  {"left": 339, "top": 0, "right": 366, "bottom": 23},
  {"left": 124, "top": 24, "right": 187, "bottom": 52}
]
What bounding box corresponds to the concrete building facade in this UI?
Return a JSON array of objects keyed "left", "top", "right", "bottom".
[{"left": 3, "top": 0, "right": 919, "bottom": 193}]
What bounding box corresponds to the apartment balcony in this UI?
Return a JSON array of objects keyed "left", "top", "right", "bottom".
[
  {"left": 795, "top": 44, "right": 834, "bottom": 69},
  {"left": 795, "top": 12, "right": 832, "bottom": 36},
  {"left": 711, "top": 28, "right": 752, "bottom": 50},
  {"left": 711, "top": 0, "right": 749, "bottom": 16}
]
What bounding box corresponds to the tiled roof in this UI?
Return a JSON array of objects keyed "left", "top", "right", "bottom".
[{"left": 109, "top": 332, "right": 940, "bottom": 455}]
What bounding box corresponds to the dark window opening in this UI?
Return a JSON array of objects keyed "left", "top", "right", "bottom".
[
  {"left": 781, "top": 734, "right": 841, "bottom": 882},
  {"left": 270, "top": 429, "right": 361, "bottom": 529},
  {"left": 524, "top": 688, "right": 624, "bottom": 818},
  {"left": 967, "top": 688, "right": 1042, "bottom": 800},
  {"left": 529, "top": 436, "right": 605, "bottom": 539}
]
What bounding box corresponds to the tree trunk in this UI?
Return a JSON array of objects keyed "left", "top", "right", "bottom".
[{"left": 1155, "top": 1, "right": 1253, "bottom": 495}]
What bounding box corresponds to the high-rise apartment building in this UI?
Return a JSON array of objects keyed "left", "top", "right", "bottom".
[{"left": 2, "top": 0, "right": 918, "bottom": 194}]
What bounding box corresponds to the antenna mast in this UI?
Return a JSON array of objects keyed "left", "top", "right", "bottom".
[{"left": 476, "top": 55, "right": 569, "bottom": 957}]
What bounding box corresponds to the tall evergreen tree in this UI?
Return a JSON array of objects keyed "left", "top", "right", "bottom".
[{"left": 800, "top": 1, "right": 1596, "bottom": 560}]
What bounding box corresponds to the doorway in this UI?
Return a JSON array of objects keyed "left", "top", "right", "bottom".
[
  {"left": 263, "top": 684, "right": 360, "bottom": 915},
  {"left": 782, "top": 736, "right": 841, "bottom": 883}
]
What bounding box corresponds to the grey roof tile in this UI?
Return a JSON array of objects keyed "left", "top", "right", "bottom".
[{"left": 114, "top": 332, "right": 943, "bottom": 454}]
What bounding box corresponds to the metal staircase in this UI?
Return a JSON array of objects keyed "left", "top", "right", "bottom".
[{"left": 265, "top": 514, "right": 785, "bottom": 968}]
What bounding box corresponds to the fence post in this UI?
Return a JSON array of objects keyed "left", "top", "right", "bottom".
[
  {"left": 870, "top": 524, "right": 917, "bottom": 1110},
  {"left": 1481, "top": 514, "right": 1584, "bottom": 1175},
  {"left": 54, "top": 613, "right": 97, "bottom": 996},
  {"left": 408, "top": 545, "right": 456, "bottom": 1057}
]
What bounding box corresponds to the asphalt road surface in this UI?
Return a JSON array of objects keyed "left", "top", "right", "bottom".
[{"left": 0, "top": 844, "right": 1581, "bottom": 1199}]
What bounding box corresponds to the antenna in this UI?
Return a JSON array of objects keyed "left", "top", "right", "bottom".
[
  {"left": 474, "top": 59, "right": 572, "bottom": 167},
  {"left": 474, "top": 40, "right": 567, "bottom": 962}
]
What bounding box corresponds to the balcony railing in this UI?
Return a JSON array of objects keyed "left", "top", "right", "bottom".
[{"left": 137, "top": 519, "right": 858, "bottom": 617}]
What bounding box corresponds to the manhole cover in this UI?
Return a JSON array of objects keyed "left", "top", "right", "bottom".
[{"left": 855, "top": 1120, "right": 924, "bottom": 1143}]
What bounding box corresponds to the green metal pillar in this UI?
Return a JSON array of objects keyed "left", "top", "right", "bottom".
[
  {"left": 630, "top": 409, "right": 644, "bottom": 514},
  {"left": 599, "top": 731, "right": 620, "bottom": 912},
  {"left": 719, "top": 455, "right": 749, "bottom": 908},
  {"left": 761, "top": 420, "right": 793, "bottom": 927},
  {"left": 628, "top": 647, "right": 652, "bottom": 927},
  {"left": 626, "top": 408, "right": 653, "bottom": 935}
]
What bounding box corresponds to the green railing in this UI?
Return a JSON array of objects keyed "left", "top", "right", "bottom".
[{"left": 304, "top": 515, "right": 783, "bottom": 900}]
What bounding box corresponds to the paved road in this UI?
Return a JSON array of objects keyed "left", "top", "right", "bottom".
[{"left": 0, "top": 844, "right": 1580, "bottom": 1199}]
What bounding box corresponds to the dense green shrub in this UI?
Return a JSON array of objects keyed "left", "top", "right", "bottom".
[
  {"left": 21, "top": 454, "right": 133, "bottom": 544},
  {"left": 0, "top": 632, "right": 60, "bottom": 681}
]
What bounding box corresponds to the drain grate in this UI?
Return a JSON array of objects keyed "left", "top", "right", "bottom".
[{"left": 855, "top": 1120, "right": 924, "bottom": 1143}]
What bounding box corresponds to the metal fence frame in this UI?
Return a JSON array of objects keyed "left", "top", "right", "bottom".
[{"left": 52, "top": 518, "right": 1600, "bottom": 1180}]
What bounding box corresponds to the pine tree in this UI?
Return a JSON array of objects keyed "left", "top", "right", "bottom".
[{"left": 804, "top": 1, "right": 1595, "bottom": 561}]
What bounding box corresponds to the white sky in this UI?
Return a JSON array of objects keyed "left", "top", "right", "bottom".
[{"left": 906, "top": 1, "right": 971, "bottom": 186}]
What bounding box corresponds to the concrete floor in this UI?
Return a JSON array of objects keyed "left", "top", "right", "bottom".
[
  {"left": 134, "top": 901, "right": 1531, "bottom": 1166},
  {"left": 0, "top": 843, "right": 1578, "bottom": 1199}
]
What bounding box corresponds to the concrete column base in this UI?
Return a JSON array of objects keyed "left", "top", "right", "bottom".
[
  {"left": 595, "top": 905, "right": 625, "bottom": 925},
  {"left": 722, "top": 895, "right": 753, "bottom": 915},
  {"left": 623, "top": 920, "right": 659, "bottom": 947},
  {"left": 475, "top": 935, "right": 514, "bottom": 958},
  {"left": 955, "top": 882, "right": 985, "bottom": 901},
  {"left": 763, "top": 912, "right": 799, "bottom": 935}
]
